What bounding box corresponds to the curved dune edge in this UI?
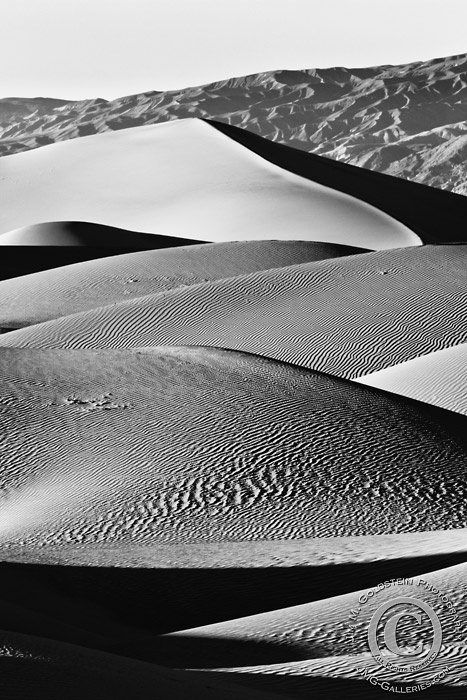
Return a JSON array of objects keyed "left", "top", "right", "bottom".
[
  {"left": 0, "top": 119, "right": 420, "bottom": 250},
  {"left": 0, "top": 220, "right": 203, "bottom": 247},
  {"left": 208, "top": 119, "right": 467, "bottom": 245},
  {"left": 0, "top": 345, "right": 467, "bottom": 546},
  {"left": 1, "top": 528, "right": 466, "bottom": 568},
  {"left": 0, "top": 240, "right": 369, "bottom": 329},
  {"left": 164, "top": 561, "right": 467, "bottom": 689},
  {"left": 0, "top": 241, "right": 206, "bottom": 285},
  {"left": 355, "top": 344, "right": 467, "bottom": 416},
  {"left": 2, "top": 246, "right": 466, "bottom": 381}
]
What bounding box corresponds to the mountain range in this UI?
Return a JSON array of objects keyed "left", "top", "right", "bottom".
[{"left": 1, "top": 53, "right": 467, "bottom": 194}]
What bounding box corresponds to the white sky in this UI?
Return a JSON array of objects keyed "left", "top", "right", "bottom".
[{"left": 1, "top": 0, "right": 466, "bottom": 100}]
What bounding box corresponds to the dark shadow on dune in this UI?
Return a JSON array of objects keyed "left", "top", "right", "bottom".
[
  {"left": 0, "top": 657, "right": 111, "bottom": 700},
  {"left": 0, "top": 655, "right": 463, "bottom": 700},
  {"left": 0, "top": 654, "right": 162, "bottom": 700},
  {"left": 207, "top": 119, "right": 467, "bottom": 245},
  {"left": 0, "top": 550, "right": 466, "bottom": 666},
  {"left": 0, "top": 230, "right": 204, "bottom": 280},
  {"left": 206, "top": 670, "right": 466, "bottom": 700},
  {"left": 2, "top": 221, "right": 204, "bottom": 248}
]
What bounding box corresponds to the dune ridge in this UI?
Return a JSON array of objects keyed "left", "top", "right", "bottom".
[
  {"left": 0, "top": 221, "right": 202, "bottom": 248},
  {"left": 2, "top": 246, "right": 465, "bottom": 382},
  {"left": 355, "top": 343, "right": 467, "bottom": 415},
  {"left": 0, "top": 240, "right": 368, "bottom": 329},
  {"left": 1, "top": 528, "right": 466, "bottom": 568},
  {"left": 0, "top": 119, "right": 420, "bottom": 249},
  {"left": 208, "top": 119, "right": 467, "bottom": 245},
  {"left": 155, "top": 561, "right": 467, "bottom": 697}
]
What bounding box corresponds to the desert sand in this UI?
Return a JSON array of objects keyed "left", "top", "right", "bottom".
[
  {"left": 0, "top": 119, "right": 420, "bottom": 249},
  {"left": 2, "top": 245, "right": 466, "bottom": 382},
  {"left": 0, "top": 240, "right": 368, "bottom": 329},
  {"left": 1, "top": 241, "right": 466, "bottom": 698},
  {"left": 0, "top": 345, "right": 466, "bottom": 547},
  {"left": 355, "top": 343, "right": 467, "bottom": 415}
]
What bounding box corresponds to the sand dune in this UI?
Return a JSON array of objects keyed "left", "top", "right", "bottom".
[
  {"left": 209, "top": 120, "right": 467, "bottom": 245},
  {"left": 0, "top": 345, "right": 466, "bottom": 548},
  {"left": 0, "top": 551, "right": 465, "bottom": 696},
  {"left": 2, "top": 54, "right": 467, "bottom": 700},
  {"left": 1, "top": 555, "right": 464, "bottom": 698},
  {"left": 0, "top": 240, "right": 368, "bottom": 329},
  {"left": 0, "top": 119, "right": 420, "bottom": 249},
  {"left": 0, "top": 232, "right": 204, "bottom": 282},
  {"left": 355, "top": 344, "right": 467, "bottom": 415},
  {"left": 0, "top": 220, "right": 201, "bottom": 247},
  {"left": 3, "top": 246, "right": 465, "bottom": 382},
  {"left": 168, "top": 559, "right": 466, "bottom": 662}
]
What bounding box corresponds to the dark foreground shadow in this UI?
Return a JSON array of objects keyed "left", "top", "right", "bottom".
[
  {"left": 0, "top": 655, "right": 463, "bottom": 700},
  {"left": 208, "top": 670, "right": 467, "bottom": 700},
  {"left": 0, "top": 550, "right": 465, "bottom": 666}
]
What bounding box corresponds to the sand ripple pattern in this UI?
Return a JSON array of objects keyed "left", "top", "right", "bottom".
[
  {"left": 2, "top": 246, "right": 466, "bottom": 380},
  {"left": 0, "top": 346, "right": 466, "bottom": 546},
  {"left": 0, "top": 240, "right": 367, "bottom": 329}
]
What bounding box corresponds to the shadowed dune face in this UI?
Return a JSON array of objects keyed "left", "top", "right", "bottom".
[
  {"left": 0, "top": 240, "right": 369, "bottom": 328},
  {"left": 0, "top": 119, "right": 420, "bottom": 249},
  {"left": 0, "top": 630, "right": 280, "bottom": 700},
  {"left": 0, "top": 346, "right": 466, "bottom": 546},
  {"left": 2, "top": 53, "right": 467, "bottom": 195},
  {"left": 356, "top": 344, "right": 467, "bottom": 415},
  {"left": 2, "top": 246, "right": 465, "bottom": 381}
]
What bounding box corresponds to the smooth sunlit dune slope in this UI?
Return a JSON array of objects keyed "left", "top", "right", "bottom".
[
  {"left": 355, "top": 344, "right": 467, "bottom": 416},
  {"left": 3, "top": 246, "right": 465, "bottom": 381},
  {"left": 2, "top": 53, "right": 467, "bottom": 196},
  {"left": 0, "top": 240, "right": 368, "bottom": 329},
  {"left": 210, "top": 120, "right": 467, "bottom": 245},
  {"left": 0, "top": 119, "right": 419, "bottom": 249},
  {"left": 0, "top": 345, "right": 466, "bottom": 547}
]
